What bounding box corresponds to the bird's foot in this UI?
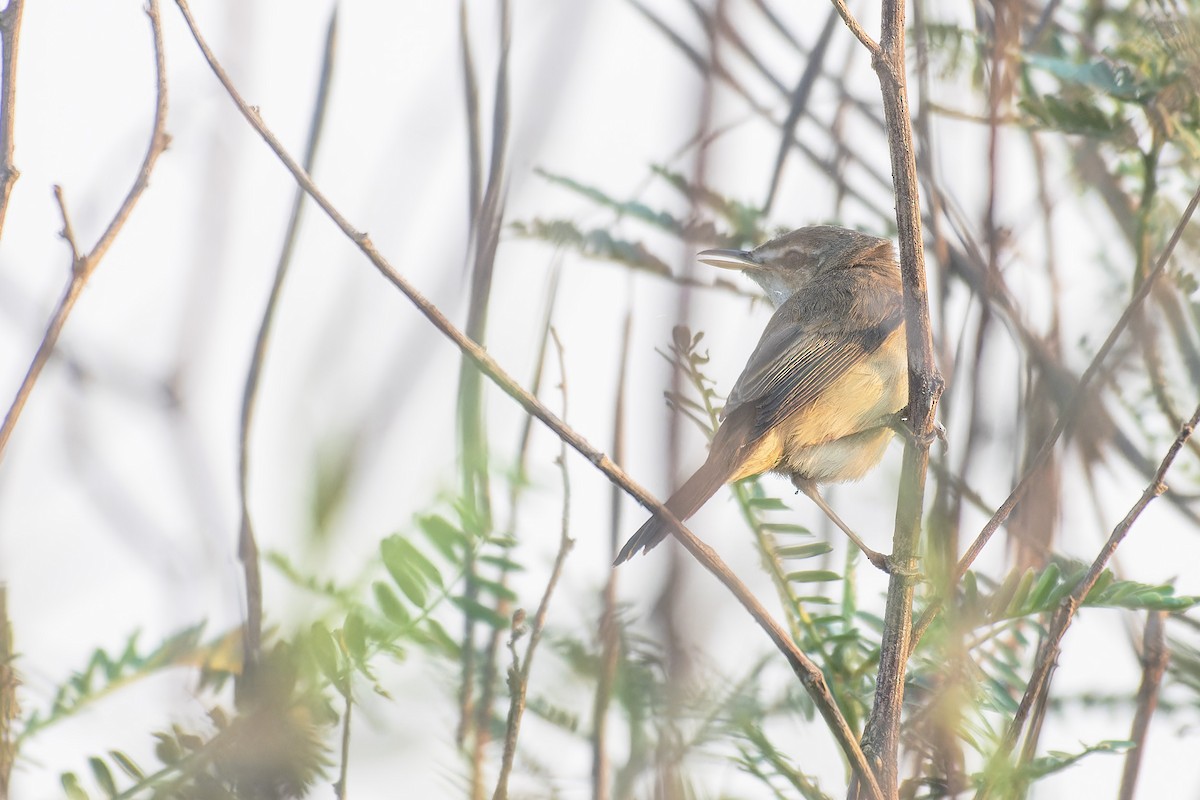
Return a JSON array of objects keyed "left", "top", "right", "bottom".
[{"left": 891, "top": 408, "right": 947, "bottom": 450}]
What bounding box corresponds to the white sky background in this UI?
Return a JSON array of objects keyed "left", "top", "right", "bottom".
[{"left": 2, "top": 0, "right": 1199, "bottom": 797}]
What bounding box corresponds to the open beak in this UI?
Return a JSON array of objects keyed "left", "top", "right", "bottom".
[{"left": 696, "top": 248, "right": 760, "bottom": 271}]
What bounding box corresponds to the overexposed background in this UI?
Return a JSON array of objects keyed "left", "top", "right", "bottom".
[{"left": 3, "top": 1, "right": 1199, "bottom": 798}]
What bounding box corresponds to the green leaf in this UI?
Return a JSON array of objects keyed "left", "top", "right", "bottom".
[
  {"left": 381, "top": 535, "right": 428, "bottom": 606},
  {"left": 309, "top": 622, "right": 341, "bottom": 682},
  {"left": 776, "top": 542, "right": 833, "bottom": 560},
  {"left": 760, "top": 522, "right": 813, "bottom": 536},
  {"left": 510, "top": 219, "right": 672, "bottom": 276},
  {"left": 62, "top": 772, "right": 89, "bottom": 800},
  {"left": 451, "top": 595, "right": 510, "bottom": 629},
  {"left": 417, "top": 514, "right": 467, "bottom": 561},
  {"left": 373, "top": 581, "right": 411, "bottom": 625},
  {"left": 153, "top": 733, "right": 181, "bottom": 766},
  {"left": 1026, "top": 55, "right": 1145, "bottom": 101},
  {"left": 421, "top": 618, "right": 462, "bottom": 658},
  {"left": 786, "top": 570, "right": 842, "bottom": 583},
  {"left": 475, "top": 577, "right": 519, "bottom": 603},
  {"left": 108, "top": 751, "right": 143, "bottom": 781},
  {"left": 344, "top": 611, "right": 367, "bottom": 663},
  {"left": 745, "top": 497, "right": 789, "bottom": 510},
  {"left": 479, "top": 554, "right": 524, "bottom": 572},
  {"left": 89, "top": 757, "right": 116, "bottom": 797},
  {"left": 1025, "top": 562, "right": 1063, "bottom": 613}
]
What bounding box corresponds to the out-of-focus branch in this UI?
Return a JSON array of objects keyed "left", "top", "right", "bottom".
[
  {"left": 835, "top": 0, "right": 943, "bottom": 793},
  {"left": 977, "top": 401, "right": 1200, "bottom": 799},
  {"left": 236, "top": 5, "right": 337, "bottom": 683},
  {"left": 0, "top": 0, "right": 25, "bottom": 240},
  {"left": 491, "top": 330, "right": 574, "bottom": 800},
  {"left": 0, "top": 0, "right": 169, "bottom": 465},
  {"left": 173, "top": 4, "right": 883, "bottom": 795},
  {"left": 910, "top": 181, "right": 1200, "bottom": 654},
  {"left": 1117, "top": 610, "right": 1169, "bottom": 800}
]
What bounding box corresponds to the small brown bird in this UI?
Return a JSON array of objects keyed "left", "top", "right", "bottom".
[{"left": 614, "top": 225, "right": 908, "bottom": 569}]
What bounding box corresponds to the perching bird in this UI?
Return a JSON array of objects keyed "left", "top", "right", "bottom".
[{"left": 614, "top": 225, "right": 908, "bottom": 570}]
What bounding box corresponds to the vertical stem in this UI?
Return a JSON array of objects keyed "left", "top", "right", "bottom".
[
  {"left": 856, "top": 0, "right": 942, "bottom": 794},
  {"left": 0, "top": 0, "right": 25, "bottom": 242}
]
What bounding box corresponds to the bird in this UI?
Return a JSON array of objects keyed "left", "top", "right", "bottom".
[{"left": 614, "top": 225, "right": 908, "bottom": 570}]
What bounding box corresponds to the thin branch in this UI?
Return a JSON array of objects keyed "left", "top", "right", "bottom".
[
  {"left": 172, "top": 6, "right": 881, "bottom": 795},
  {"left": 0, "top": 0, "right": 25, "bottom": 240},
  {"left": 762, "top": 7, "right": 838, "bottom": 215},
  {"left": 909, "top": 180, "right": 1200, "bottom": 654},
  {"left": 1117, "top": 610, "right": 1168, "bottom": 800},
  {"left": 491, "top": 330, "right": 574, "bottom": 800},
  {"left": 0, "top": 0, "right": 168, "bottom": 465},
  {"left": 830, "top": 0, "right": 880, "bottom": 56},
  {"left": 236, "top": 4, "right": 337, "bottom": 682},
  {"left": 977, "top": 401, "right": 1200, "bottom": 799},
  {"left": 848, "top": 0, "right": 942, "bottom": 792}
]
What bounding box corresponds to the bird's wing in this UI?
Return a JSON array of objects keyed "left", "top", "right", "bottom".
[{"left": 725, "top": 286, "right": 903, "bottom": 440}]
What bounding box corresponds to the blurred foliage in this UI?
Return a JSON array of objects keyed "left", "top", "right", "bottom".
[{"left": 13, "top": 0, "right": 1200, "bottom": 798}]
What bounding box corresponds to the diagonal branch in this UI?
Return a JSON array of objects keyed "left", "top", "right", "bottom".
[
  {"left": 172, "top": 3, "right": 882, "bottom": 796},
  {"left": 909, "top": 180, "right": 1200, "bottom": 655},
  {"left": 0, "top": 0, "right": 169, "bottom": 466},
  {"left": 976, "top": 400, "right": 1200, "bottom": 799}
]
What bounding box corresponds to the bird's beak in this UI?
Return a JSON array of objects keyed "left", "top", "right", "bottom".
[{"left": 696, "top": 248, "right": 760, "bottom": 271}]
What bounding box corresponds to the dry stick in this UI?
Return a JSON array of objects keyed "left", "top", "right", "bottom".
[
  {"left": 235, "top": 3, "right": 337, "bottom": 685},
  {"left": 592, "top": 310, "right": 632, "bottom": 800},
  {"left": 976, "top": 401, "right": 1200, "bottom": 800},
  {"left": 908, "top": 181, "right": 1200, "bottom": 655},
  {"left": 0, "top": 0, "right": 24, "bottom": 241},
  {"left": 1118, "top": 610, "right": 1169, "bottom": 800},
  {"left": 172, "top": 6, "right": 882, "bottom": 797},
  {"left": 491, "top": 331, "right": 575, "bottom": 800},
  {"left": 0, "top": 0, "right": 168, "bottom": 466},
  {"left": 473, "top": 266, "right": 562, "bottom": 800},
  {"left": 837, "top": 0, "right": 942, "bottom": 794}
]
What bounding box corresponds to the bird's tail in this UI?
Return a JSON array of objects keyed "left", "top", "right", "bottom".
[{"left": 613, "top": 456, "right": 731, "bottom": 564}]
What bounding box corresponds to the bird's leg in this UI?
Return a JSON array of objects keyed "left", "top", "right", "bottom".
[
  {"left": 793, "top": 478, "right": 894, "bottom": 574},
  {"left": 891, "top": 407, "right": 948, "bottom": 450}
]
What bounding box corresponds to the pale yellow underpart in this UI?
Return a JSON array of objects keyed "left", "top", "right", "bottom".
[{"left": 729, "top": 327, "right": 909, "bottom": 484}]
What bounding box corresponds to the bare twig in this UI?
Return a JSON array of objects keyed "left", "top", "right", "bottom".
[
  {"left": 0, "top": 0, "right": 25, "bottom": 240},
  {"left": 761, "top": 7, "right": 838, "bottom": 215},
  {"left": 977, "top": 401, "right": 1200, "bottom": 799},
  {"left": 1118, "top": 610, "right": 1168, "bottom": 800},
  {"left": 491, "top": 330, "right": 575, "bottom": 800},
  {"left": 0, "top": 0, "right": 168, "bottom": 465},
  {"left": 172, "top": 7, "right": 881, "bottom": 794},
  {"left": 831, "top": 0, "right": 880, "bottom": 56},
  {"left": 910, "top": 181, "right": 1200, "bottom": 654},
  {"left": 471, "top": 266, "right": 562, "bottom": 799},
  {"left": 236, "top": 5, "right": 337, "bottom": 683}
]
